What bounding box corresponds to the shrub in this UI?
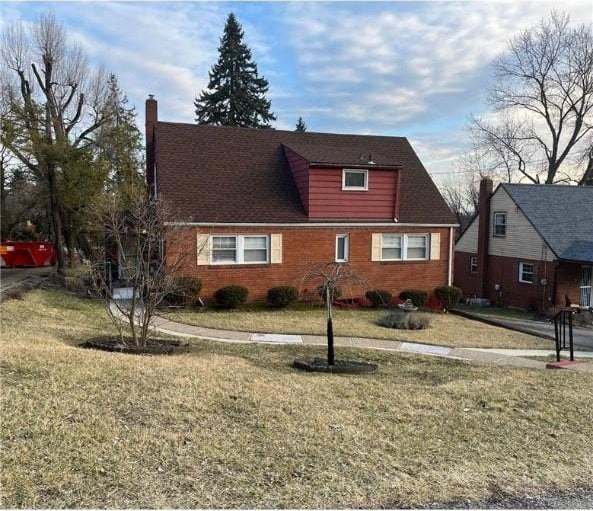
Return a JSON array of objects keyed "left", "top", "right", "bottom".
[
  {"left": 317, "top": 283, "right": 341, "bottom": 302},
  {"left": 164, "top": 277, "right": 202, "bottom": 306},
  {"left": 176, "top": 276, "right": 203, "bottom": 306},
  {"left": 214, "top": 285, "right": 249, "bottom": 309},
  {"left": 434, "top": 285, "right": 463, "bottom": 312},
  {"left": 365, "top": 289, "right": 392, "bottom": 307},
  {"left": 399, "top": 289, "right": 428, "bottom": 307},
  {"left": 377, "top": 310, "right": 431, "bottom": 330},
  {"left": 267, "top": 286, "right": 299, "bottom": 308}
]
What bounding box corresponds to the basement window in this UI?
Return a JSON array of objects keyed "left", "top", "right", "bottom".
[
  {"left": 342, "top": 169, "right": 368, "bottom": 191},
  {"left": 519, "top": 262, "right": 534, "bottom": 284}
]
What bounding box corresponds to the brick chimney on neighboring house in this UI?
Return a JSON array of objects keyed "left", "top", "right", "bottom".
[
  {"left": 145, "top": 95, "right": 158, "bottom": 197},
  {"left": 477, "top": 178, "right": 493, "bottom": 298}
]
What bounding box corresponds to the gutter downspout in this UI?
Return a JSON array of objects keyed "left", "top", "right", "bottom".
[{"left": 448, "top": 226, "right": 454, "bottom": 286}]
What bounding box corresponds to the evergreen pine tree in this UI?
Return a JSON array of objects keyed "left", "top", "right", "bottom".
[
  {"left": 295, "top": 117, "right": 307, "bottom": 132},
  {"left": 195, "top": 13, "right": 276, "bottom": 128},
  {"left": 97, "top": 74, "right": 145, "bottom": 204}
]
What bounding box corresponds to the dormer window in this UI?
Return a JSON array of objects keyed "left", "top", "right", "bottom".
[{"left": 342, "top": 169, "right": 368, "bottom": 191}]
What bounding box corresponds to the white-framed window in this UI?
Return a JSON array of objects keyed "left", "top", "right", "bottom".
[
  {"left": 406, "top": 234, "right": 428, "bottom": 260},
  {"left": 518, "top": 262, "right": 534, "bottom": 284},
  {"left": 210, "top": 235, "right": 269, "bottom": 264},
  {"left": 380, "top": 234, "right": 429, "bottom": 261},
  {"left": 470, "top": 256, "right": 478, "bottom": 273},
  {"left": 493, "top": 212, "right": 507, "bottom": 237},
  {"left": 381, "top": 234, "right": 402, "bottom": 260},
  {"left": 335, "top": 234, "right": 349, "bottom": 262},
  {"left": 342, "top": 169, "right": 368, "bottom": 191}
]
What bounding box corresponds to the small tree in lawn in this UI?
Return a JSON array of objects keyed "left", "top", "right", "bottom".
[
  {"left": 300, "top": 262, "right": 367, "bottom": 367},
  {"left": 89, "top": 196, "right": 187, "bottom": 348}
]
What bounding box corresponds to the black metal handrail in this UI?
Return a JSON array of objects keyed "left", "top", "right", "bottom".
[{"left": 550, "top": 308, "right": 576, "bottom": 362}]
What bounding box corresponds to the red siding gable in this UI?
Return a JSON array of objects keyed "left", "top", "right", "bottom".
[
  {"left": 284, "top": 146, "right": 309, "bottom": 213},
  {"left": 308, "top": 166, "right": 399, "bottom": 219},
  {"left": 283, "top": 145, "right": 401, "bottom": 220}
]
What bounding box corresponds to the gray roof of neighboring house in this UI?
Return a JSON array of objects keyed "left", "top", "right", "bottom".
[{"left": 502, "top": 184, "right": 593, "bottom": 264}]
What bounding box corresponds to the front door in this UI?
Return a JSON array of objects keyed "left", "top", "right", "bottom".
[{"left": 581, "top": 266, "right": 592, "bottom": 307}]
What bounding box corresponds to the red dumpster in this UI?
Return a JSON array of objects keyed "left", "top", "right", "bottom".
[{"left": 0, "top": 241, "right": 57, "bottom": 267}]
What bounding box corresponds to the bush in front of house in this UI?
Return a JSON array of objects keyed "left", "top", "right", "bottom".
[
  {"left": 399, "top": 289, "right": 428, "bottom": 308},
  {"left": 377, "top": 310, "right": 431, "bottom": 330},
  {"left": 214, "top": 285, "right": 249, "bottom": 309},
  {"left": 167, "top": 276, "right": 203, "bottom": 306},
  {"left": 317, "top": 283, "right": 341, "bottom": 302},
  {"left": 267, "top": 286, "right": 299, "bottom": 308},
  {"left": 434, "top": 285, "right": 463, "bottom": 312},
  {"left": 365, "top": 289, "right": 392, "bottom": 307}
]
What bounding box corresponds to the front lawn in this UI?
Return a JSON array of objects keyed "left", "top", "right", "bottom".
[
  {"left": 165, "top": 304, "right": 553, "bottom": 349},
  {"left": 1, "top": 288, "right": 592, "bottom": 508}
]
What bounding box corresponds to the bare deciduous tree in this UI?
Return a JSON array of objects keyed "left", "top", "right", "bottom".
[
  {"left": 89, "top": 197, "right": 188, "bottom": 348},
  {"left": 300, "top": 262, "right": 367, "bottom": 366},
  {"left": 0, "top": 13, "right": 111, "bottom": 273},
  {"left": 472, "top": 11, "right": 593, "bottom": 185}
]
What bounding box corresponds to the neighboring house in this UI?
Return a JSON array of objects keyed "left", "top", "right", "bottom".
[
  {"left": 455, "top": 178, "right": 593, "bottom": 312},
  {"left": 145, "top": 96, "right": 457, "bottom": 302}
]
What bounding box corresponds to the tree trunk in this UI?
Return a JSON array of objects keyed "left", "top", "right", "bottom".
[
  {"left": 327, "top": 317, "right": 335, "bottom": 366},
  {"left": 579, "top": 152, "right": 593, "bottom": 186},
  {"left": 63, "top": 221, "right": 75, "bottom": 268},
  {"left": 46, "top": 163, "right": 66, "bottom": 275}
]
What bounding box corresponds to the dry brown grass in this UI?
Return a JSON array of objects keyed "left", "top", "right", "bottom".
[
  {"left": 2, "top": 289, "right": 592, "bottom": 508},
  {"left": 166, "top": 305, "right": 553, "bottom": 349}
]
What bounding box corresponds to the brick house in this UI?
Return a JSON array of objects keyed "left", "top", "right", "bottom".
[
  {"left": 455, "top": 178, "right": 593, "bottom": 312},
  {"left": 145, "top": 96, "right": 457, "bottom": 302}
]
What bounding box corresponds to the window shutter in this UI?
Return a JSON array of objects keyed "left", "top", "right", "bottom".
[
  {"left": 371, "top": 233, "right": 381, "bottom": 261},
  {"left": 430, "top": 233, "right": 440, "bottom": 260},
  {"left": 270, "top": 234, "right": 282, "bottom": 264},
  {"left": 197, "top": 233, "right": 210, "bottom": 265}
]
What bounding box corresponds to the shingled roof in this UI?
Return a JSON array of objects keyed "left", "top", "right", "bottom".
[
  {"left": 502, "top": 184, "right": 593, "bottom": 264},
  {"left": 154, "top": 122, "right": 456, "bottom": 224}
]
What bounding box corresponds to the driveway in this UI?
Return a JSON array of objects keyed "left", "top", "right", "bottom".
[
  {"left": 0, "top": 267, "right": 53, "bottom": 296},
  {"left": 454, "top": 309, "right": 593, "bottom": 352}
]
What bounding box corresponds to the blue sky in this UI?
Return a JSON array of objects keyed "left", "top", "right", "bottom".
[{"left": 2, "top": 1, "right": 591, "bottom": 182}]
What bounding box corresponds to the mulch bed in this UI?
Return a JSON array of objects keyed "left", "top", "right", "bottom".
[
  {"left": 81, "top": 337, "right": 190, "bottom": 355},
  {"left": 293, "top": 357, "right": 378, "bottom": 374}
]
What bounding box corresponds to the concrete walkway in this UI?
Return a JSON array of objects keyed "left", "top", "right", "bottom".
[
  {"left": 453, "top": 308, "right": 593, "bottom": 351},
  {"left": 137, "top": 309, "right": 593, "bottom": 372}
]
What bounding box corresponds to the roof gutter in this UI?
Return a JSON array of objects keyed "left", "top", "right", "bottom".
[
  {"left": 165, "top": 221, "right": 460, "bottom": 228},
  {"left": 311, "top": 162, "right": 402, "bottom": 170}
]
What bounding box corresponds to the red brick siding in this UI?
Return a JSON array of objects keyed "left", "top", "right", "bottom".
[
  {"left": 454, "top": 251, "right": 482, "bottom": 298},
  {"left": 308, "top": 167, "right": 398, "bottom": 219},
  {"left": 167, "top": 226, "right": 451, "bottom": 302},
  {"left": 455, "top": 252, "right": 586, "bottom": 312},
  {"left": 555, "top": 262, "right": 583, "bottom": 308},
  {"left": 483, "top": 255, "right": 555, "bottom": 311}
]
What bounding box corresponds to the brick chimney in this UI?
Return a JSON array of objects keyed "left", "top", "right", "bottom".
[
  {"left": 477, "top": 177, "right": 493, "bottom": 297},
  {"left": 146, "top": 95, "right": 158, "bottom": 197}
]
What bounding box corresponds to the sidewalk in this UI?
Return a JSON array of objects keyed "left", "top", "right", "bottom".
[
  {"left": 453, "top": 308, "right": 593, "bottom": 351},
  {"left": 141, "top": 310, "right": 593, "bottom": 372}
]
